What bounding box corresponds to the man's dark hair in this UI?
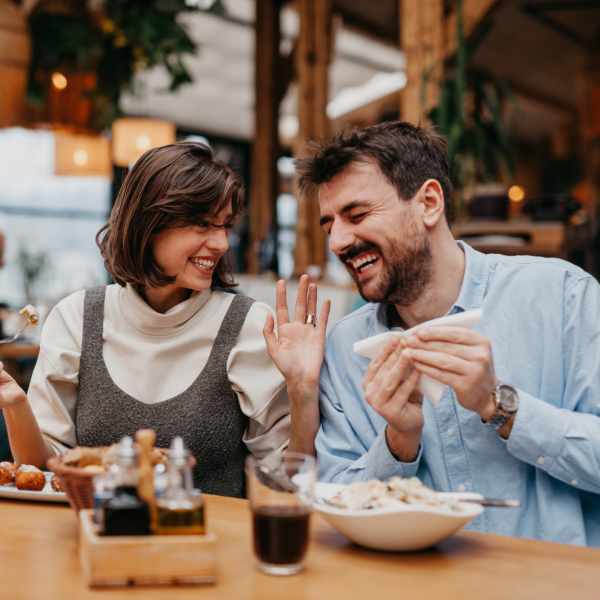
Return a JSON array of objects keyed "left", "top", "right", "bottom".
[
  {"left": 296, "top": 121, "right": 452, "bottom": 213},
  {"left": 96, "top": 141, "right": 243, "bottom": 290}
]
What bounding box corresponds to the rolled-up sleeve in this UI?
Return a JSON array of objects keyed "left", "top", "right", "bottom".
[
  {"left": 227, "top": 301, "right": 290, "bottom": 460},
  {"left": 506, "top": 275, "right": 600, "bottom": 495}
]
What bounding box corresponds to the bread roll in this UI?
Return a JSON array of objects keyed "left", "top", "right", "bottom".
[
  {"left": 0, "top": 462, "right": 16, "bottom": 485},
  {"left": 15, "top": 465, "right": 46, "bottom": 491}
]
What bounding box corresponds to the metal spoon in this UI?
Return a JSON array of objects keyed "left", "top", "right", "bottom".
[
  {"left": 458, "top": 497, "right": 520, "bottom": 508},
  {"left": 437, "top": 492, "right": 520, "bottom": 508},
  {"left": 255, "top": 463, "right": 298, "bottom": 493}
]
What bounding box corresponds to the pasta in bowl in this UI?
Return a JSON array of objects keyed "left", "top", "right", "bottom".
[{"left": 314, "top": 478, "right": 483, "bottom": 551}]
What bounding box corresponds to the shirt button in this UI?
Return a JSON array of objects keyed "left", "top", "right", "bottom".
[
  {"left": 571, "top": 479, "right": 578, "bottom": 486},
  {"left": 536, "top": 456, "right": 545, "bottom": 465},
  {"left": 457, "top": 484, "right": 466, "bottom": 492}
]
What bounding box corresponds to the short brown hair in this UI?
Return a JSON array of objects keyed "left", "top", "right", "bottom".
[
  {"left": 296, "top": 121, "right": 452, "bottom": 214},
  {"left": 97, "top": 142, "right": 243, "bottom": 289}
]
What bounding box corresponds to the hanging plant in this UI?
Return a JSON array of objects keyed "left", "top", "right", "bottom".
[
  {"left": 26, "top": 0, "right": 202, "bottom": 129},
  {"left": 423, "top": 0, "right": 514, "bottom": 216}
]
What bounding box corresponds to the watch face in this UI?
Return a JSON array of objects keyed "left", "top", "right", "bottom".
[{"left": 498, "top": 385, "right": 519, "bottom": 412}]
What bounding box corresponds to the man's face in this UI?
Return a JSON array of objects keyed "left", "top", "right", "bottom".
[{"left": 319, "top": 160, "right": 432, "bottom": 305}]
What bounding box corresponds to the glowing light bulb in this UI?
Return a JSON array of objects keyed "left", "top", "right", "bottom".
[
  {"left": 135, "top": 134, "right": 151, "bottom": 151},
  {"left": 51, "top": 72, "right": 68, "bottom": 90},
  {"left": 73, "top": 149, "right": 89, "bottom": 166},
  {"left": 508, "top": 185, "right": 525, "bottom": 203}
]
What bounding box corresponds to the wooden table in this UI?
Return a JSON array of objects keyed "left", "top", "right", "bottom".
[
  {"left": 0, "top": 342, "right": 39, "bottom": 360},
  {"left": 1, "top": 496, "right": 598, "bottom": 599}
]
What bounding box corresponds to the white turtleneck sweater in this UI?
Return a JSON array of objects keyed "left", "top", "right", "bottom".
[{"left": 27, "top": 284, "right": 289, "bottom": 458}]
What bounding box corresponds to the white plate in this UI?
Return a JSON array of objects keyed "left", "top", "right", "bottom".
[
  {"left": 314, "top": 482, "right": 482, "bottom": 551},
  {"left": 0, "top": 471, "right": 68, "bottom": 503}
]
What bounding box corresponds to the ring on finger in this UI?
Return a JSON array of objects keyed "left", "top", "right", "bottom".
[{"left": 305, "top": 313, "right": 317, "bottom": 327}]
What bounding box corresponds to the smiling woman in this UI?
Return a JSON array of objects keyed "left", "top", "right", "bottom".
[{"left": 0, "top": 141, "right": 320, "bottom": 498}]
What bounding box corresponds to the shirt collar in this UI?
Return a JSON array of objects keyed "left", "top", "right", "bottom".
[
  {"left": 375, "top": 240, "right": 489, "bottom": 330},
  {"left": 452, "top": 240, "right": 488, "bottom": 312}
]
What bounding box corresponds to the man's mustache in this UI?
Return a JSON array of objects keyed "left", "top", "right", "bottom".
[{"left": 339, "top": 243, "right": 379, "bottom": 264}]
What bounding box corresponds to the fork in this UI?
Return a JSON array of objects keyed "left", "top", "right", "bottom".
[{"left": 0, "top": 320, "right": 30, "bottom": 345}]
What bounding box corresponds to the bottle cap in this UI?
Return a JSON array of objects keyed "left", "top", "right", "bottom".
[
  {"left": 117, "top": 436, "right": 136, "bottom": 460},
  {"left": 168, "top": 436, "right": 188, "bottom": 466}
]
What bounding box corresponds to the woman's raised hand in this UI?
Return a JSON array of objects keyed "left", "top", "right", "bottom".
[
  {"left": 263, "top": 274, "right": 331, "bottom": 387},
  {"left": 0, "top": 361, "right": 27, "bottom": 408}
]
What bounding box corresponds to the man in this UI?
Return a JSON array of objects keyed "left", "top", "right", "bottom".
[{"left": 296, "top": 121, "right": 600, "bottom": 546}]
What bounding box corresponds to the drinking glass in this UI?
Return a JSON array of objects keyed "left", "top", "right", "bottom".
[{"left": 246, "top": 452, "right": 316, "bottom": 576}]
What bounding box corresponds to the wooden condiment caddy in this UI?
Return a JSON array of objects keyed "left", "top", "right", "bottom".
[{"left": 79, "top": 509, "right": 217, "bottom": 587}]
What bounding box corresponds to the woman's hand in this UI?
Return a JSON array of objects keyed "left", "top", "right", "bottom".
[
  {"left": 263, "top": 274, "right": 331, "bottom": 388},
  {"left": 0, "top": 361, "right": 27, "bottom": 408}
]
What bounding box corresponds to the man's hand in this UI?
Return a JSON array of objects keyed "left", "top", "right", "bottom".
[
  {"left": 362, "top": 339, "right": 423, "bottom": 461},
  {"left": 403, "top": 326, "right": 496, "bottom": 419}
]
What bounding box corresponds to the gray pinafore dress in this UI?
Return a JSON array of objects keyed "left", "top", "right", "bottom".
[{"left": 75, "top": 286, "right": 253, "bottom": 498}]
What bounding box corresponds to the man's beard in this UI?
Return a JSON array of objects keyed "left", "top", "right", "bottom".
[{"left": 348, "top": 229, "right": 432, "bottom": 306}]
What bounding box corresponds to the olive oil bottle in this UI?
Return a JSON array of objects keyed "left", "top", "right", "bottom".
[{"left": 155, "top": 437, "right": 205, "bottom": 535}]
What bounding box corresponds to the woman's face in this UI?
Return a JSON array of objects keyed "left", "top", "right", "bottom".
[{"left": 151, "top": 202, "right": 234, "bottom": 295}]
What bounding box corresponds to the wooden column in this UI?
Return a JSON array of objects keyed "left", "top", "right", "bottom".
[
  {"left": 0, "top": 2, "right": 31, "bottom": 127},
  {"left": 248, "top": 0, "right": 282, "bottom": 274},
  {"left": 400, "top": 0, "right": 499, "bottom": 124},
  {"left": 400, "top": 0, "right": 444, "bottom": 125},
  {"left": 293, "top": 0, "right": 332, "bottom": 276}
]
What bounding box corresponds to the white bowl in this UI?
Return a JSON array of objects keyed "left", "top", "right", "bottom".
[{"left": 314, "top": 482, "right": 482, "bottom": 551}]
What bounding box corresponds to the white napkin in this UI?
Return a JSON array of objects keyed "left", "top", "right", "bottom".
[{"left": 353, "top": 309, "right": 482, "bottom": 406}]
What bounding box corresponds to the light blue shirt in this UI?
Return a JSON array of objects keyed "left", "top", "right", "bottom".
[{"left": 316, "top": 242, "right": 600, "bottom": 546}]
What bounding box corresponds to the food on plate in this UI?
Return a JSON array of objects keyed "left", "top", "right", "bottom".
[
  {"left": 19, "top": 304, "right": 39, "bottom": 326},
  {"left": 15, "top": 465, "right": 46, "bottom": 491},
  {"left": 325, "top": 477, "right": 464, "bottom": 512},
  {"left": 0, "top": 461, "right": 17, "bottom": 485},
  {"left": 50, "top": 474, "right": 63, "bottom": 492}
]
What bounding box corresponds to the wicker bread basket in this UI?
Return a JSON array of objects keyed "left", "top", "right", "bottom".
[
  {"left": 48, "top": 446, "right": 171, "bottom": 513},
  {"left": 47, "top": 456, "right": 96, "bottom": 512}
]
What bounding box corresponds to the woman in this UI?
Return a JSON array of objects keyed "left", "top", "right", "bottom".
[{"left": 0, "top": 142, "right": 329, "bottom": 497}]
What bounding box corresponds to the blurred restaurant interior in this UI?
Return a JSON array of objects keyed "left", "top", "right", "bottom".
[
  {"left": 1, "top": 0, "right": 600, "bottom": 595},
  {"left": 0, "top": 0, "right": 599, "bottom": 417},
  {"left": 1, "top": 0, "right": 599, "bottom": 405}
]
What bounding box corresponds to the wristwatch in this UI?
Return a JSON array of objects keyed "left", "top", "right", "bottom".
[{"left": 483, "top": 382, "right": 519, "bottom": 432}]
